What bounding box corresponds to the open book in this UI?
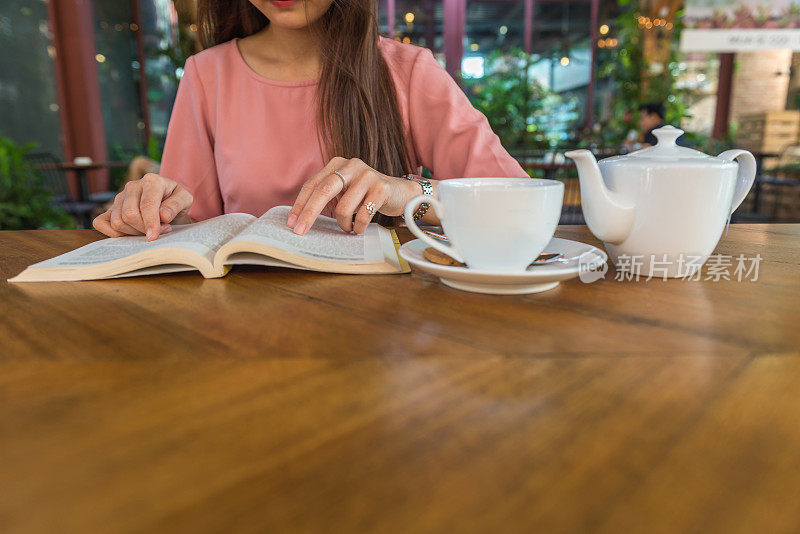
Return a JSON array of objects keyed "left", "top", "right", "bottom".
[{"left": 10, "top": 206, "right": 409, "bottom": 282}]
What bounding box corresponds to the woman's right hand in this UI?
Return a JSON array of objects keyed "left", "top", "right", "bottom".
[{"left": 92, "top": 173, "right": 193, "bottom": 241}]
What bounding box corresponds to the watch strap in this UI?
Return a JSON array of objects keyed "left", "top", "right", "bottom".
[{"left": 403, "top": 174, "right": 433, "bottom": 221}]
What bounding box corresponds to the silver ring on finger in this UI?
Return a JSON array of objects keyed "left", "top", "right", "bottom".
[
  {"left": 330, "top": 170, "right": 347, "bottom": 189},
  {"left": 364, "top": 201, "right": 377, "bottom": 217}
]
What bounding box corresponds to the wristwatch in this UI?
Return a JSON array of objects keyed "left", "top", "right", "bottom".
[{"left": 402, "top": 174, "right": 433, "bottom": 221}]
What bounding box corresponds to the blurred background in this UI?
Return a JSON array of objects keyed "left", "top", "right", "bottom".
[{"left": 2, "top": 0, "right": 800, "bottom": 230}]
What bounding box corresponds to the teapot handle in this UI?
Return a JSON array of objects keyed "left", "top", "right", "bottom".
[{"left": 718, "top": 150, "right": 757, "bottom": 215}]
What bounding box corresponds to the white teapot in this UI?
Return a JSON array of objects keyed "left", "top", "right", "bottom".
[{"left": 565, "top": 125, "right": 756, "bottom": 278}]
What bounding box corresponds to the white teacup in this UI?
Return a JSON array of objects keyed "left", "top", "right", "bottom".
[{"left": 404, "top": 178, "right": 564, "bottom": 272}]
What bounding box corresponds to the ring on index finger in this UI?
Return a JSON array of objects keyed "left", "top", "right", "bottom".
[{"left": 330, "top": 170, "right": 347, "bottom": 189}]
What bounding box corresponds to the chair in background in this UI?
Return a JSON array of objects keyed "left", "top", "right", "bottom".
[
  {"left": 516, "top": 154, "right": 585, "bottom": 225},
  {"left": 23, "top": 152, "right": 97, "bottom": 228},
  {"left": 559, "top": 179, "right": 585, "bottom": 225},
  {"left": 736, "top": 145, "right": 800, "bottom": 223}
]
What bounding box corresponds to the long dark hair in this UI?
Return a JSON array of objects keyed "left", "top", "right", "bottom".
[{"left": 197, "top": 0, "right": 413, "bottom": 179}]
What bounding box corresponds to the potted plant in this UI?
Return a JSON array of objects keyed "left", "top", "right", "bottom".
[{"left": 0, "top": 136, "right": 76, "bottom": 230}]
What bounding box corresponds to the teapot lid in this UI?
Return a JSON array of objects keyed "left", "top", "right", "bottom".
[{"left": 626, "top": 125, "right": 720, "bottom": 162}]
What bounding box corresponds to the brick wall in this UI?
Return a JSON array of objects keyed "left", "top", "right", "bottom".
[{"left": 730, "top": 50, "right": 792, "bottom": 123}]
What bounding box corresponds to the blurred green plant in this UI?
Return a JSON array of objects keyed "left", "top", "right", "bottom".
[
  {"left": 143, "top": 23, "right": 195, "bottom": 159},
  {"left": 156, "top": 37, "right": 192, "bottom": 87},
  {"left": 0, "top": 137, "right": 76, "bottom": 230},
  {"left": 682, "top": 124, "right": 737, "bottom": 155},
  {"left": 112, "top": 136, "right": 163, "bottom": 163},
  {"left": 596, "top": 0, "right": 691, "bottom": 146},
  {"left": 145, "top": 135, "right": 163, "bottom": 162},
  {"left": 463, "top": 48, "right": 578, "bottom": 151},
  {"left": 764, "top": 162, "right": 800, "bottom": 179}
]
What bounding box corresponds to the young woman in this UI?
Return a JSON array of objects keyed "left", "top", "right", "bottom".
[{"left": 93, "top": 0, "right": 527, "bottom": 241}]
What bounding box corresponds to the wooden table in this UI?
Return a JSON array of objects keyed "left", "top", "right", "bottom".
[{"left": 2, "top": 224, "right": 799, "bottom": 533}]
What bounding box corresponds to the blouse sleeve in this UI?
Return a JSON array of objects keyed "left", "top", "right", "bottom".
[
  {"left": 159, "top": 55, "right": 223, "bottom": 221},
  {"left": 406, "top": 49, "right": 528, "bottom": 180}
]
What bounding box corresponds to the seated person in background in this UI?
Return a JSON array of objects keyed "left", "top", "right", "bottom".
[{"left": 638, "top": 102, "right": 689, "bottom": 148}]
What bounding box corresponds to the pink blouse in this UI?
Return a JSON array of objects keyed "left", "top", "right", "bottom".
[{"left": 160, "top": 37, "right": 528, "bottom": 221}]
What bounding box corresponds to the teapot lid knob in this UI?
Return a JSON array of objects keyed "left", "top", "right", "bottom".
[{"left": 652, "top": 125, "right": 685, "bottom": 147}]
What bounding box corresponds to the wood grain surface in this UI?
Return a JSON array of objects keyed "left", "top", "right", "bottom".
[{"left": 1, "top": 224, "right": 799, "bottom": 533}]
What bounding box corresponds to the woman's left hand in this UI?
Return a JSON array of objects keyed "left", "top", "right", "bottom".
[{"left": 287, "top": 157, "right": 420, "bottom": 235}]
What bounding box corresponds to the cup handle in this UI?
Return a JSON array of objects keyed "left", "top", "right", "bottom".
[{"left": 403, "top": 194, "right": 465, "bottom": 264}]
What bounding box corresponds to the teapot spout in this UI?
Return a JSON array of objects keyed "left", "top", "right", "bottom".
[{"left": 565, "top": 149, "right": 635, "bottom": 245}]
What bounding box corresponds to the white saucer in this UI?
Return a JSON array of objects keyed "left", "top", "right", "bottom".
[{"left": 399, "top": 238, "right": 608, "bottom": 295}]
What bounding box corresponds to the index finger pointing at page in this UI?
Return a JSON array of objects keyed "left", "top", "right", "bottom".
[
  {"left": 288, "top": 157, "right": 345, "bottom": 228},
  {"left": 293, "top": 175, "right": 344, "bottom": 236}
]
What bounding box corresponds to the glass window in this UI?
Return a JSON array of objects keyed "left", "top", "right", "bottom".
[
  {"left": 138, "top": 0, "right": 181, "bottom": 145},
  {"left": 466, "top": 1, "right": 524, "bottom": 55},
  {"left": 0, "top": 0, "right": 63, "bottom": 157},
  {"left": 463, "top": 0, "right": 592, "bottom": 150},
  {"left": 395, "top": 0, "right": 442, "bottom": 53},
  {"left": 93, "top": 0, "right": 146, "bottom": 157},
  {"left": 378, "top": 0, "right": 442, "bottom": 59},
  {"left": 93, "top": 0, "right": 179, "bottom": 160}
]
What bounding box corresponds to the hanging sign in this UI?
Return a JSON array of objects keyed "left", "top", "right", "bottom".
[{"left": 681, "top": 0, "right": 800, "bottom": 51}]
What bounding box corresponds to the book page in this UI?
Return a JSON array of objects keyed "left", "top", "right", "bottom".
[
  {"left": 229, "top": 206, "right": 384, "bottom": 263},
  {"left": 30, "top": 213, "right": 255, "bottom": 269},
  {"left": 108, "top": 264, "right": 199, "bottom": 278},
  {"left": 224, "top": 252, "right": 311, "bottom": 270}
]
